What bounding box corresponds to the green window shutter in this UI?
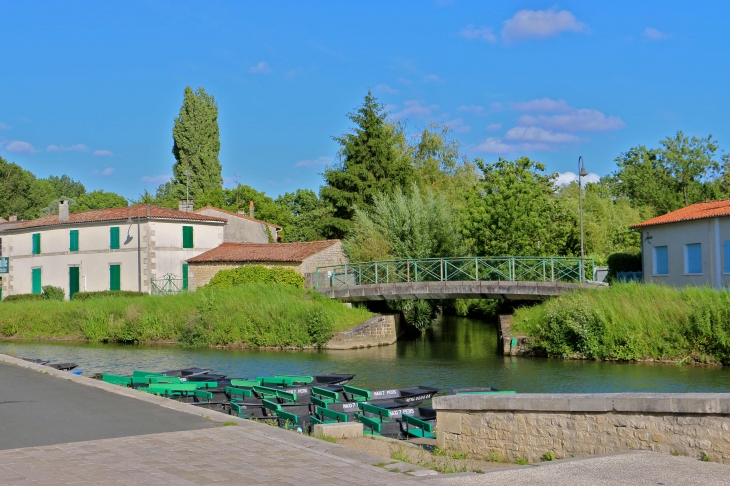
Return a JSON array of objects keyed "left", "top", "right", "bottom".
[
  {"left": 182, "top": 226, "right": 194, "bottom": 249},
  {"left": 32, "top": 233, "right": 41, "bottom": 255},
  {"left": 109, "top": 264, "right": 121, "bottom": 291},
  {"left": 182, "top": 263, "right": 189, "bottom": 290},
  {"left": 69, "top": 267, "right": 80, "bottom": 299},
  {"left": 110, "top": 227, "right": 120, "bottom": 250},
  {"left": 70, "top": 230, "right": 79, "bottom": 252},
  {"left": 32, "top": 268, "right": 42, "bottom": 294}
]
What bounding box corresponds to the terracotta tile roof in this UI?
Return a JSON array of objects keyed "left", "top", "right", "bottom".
[
  {"left": 187, "top": 240, "right": 341, "bottom": 263},
  {"left": 0, "top": 205, "right": 226, "bottom": 231},
  {"left": 631, "top": 200, "right": 730, "bottom": 228},
  {"left": 194, "top": 206, "right": 282, "bottom": 229}
]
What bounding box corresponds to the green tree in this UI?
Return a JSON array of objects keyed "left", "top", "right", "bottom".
[
  {"left": 222, "top": 184, "right": 292, "bottom": 227},
  {"left": 0, "top": 156, "right": 55, "bottom": 219},
  {"left": 45, "top": 174, "right": 86, "bottom": 200},
  {"left": 73, "top": 190, "right": 128, "bottom": 212},
  {"left": 135, "top": 180, "right": 178, "bottom": 208},
  {"left": 172, "top": 86, "right": 223, "bottom": 207},
  {"left": 463, "top": 157, "right": 575, "bottom": 257},
  {"left": 659, "top": 131, "right": 719, "bottom": 206},
  {"left": 275, "top": 189, "right": 336, "bottom": 242},
  {"left": 343, "top": 184, "right": 462, "bottom": 262},
  {"left": 321, "top": 90, "right": 413, "bottom": 236}
]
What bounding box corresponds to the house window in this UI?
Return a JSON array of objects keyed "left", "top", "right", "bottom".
[
  {"left": 32, "top": 233, "right": 41, "bottom": 255},
  {"left": 31, "top": 268, "right": 42, "bottom": 294},
  {"left": 70, "top": 230, "right": 79, "bottom": 252},
  {"left": 653, "top": 246, "right": 668, "bottom": 276},
  {"left": 109, "top": 264, "right": 121, "bottom": 291},
  {"left": 182, "top": 226, "right": 194, "bottom": 249},
  {"left": 182, "top": 263, "right": 189, "bottom": 291},
  {"left": 110, "top": 227, "right": 120, "bottom": 250},
  {"left": 685, "top": 243, "right": 702, "bottom": 274}
]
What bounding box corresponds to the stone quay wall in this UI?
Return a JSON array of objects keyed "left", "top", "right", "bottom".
[
  {"left": 325, "top": 314, "right": 403, "bottom": 349},
  {"left": 433, "top": 393, "right": 730, "bottom": 464}
]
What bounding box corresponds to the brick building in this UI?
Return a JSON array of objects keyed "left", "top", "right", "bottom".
[{"left": 186, "top": 239, "right": 347, "bottom": 290}]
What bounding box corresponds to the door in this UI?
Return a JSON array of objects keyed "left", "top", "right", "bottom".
[
  {"left": 69, "top": 267, "right": 80, "bottom": 300},
  {"left": 32, "top": 268, "right": 42, "bottom": 294},
  {"left": 182, "top": 263, "right": 189, "bottom": 291},
  {"left": 109, "top": 264, "right": 121, "bottom": 291}
]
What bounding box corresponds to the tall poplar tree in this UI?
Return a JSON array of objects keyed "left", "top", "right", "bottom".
[
  {"left": 172, "top": 86, "right": 223, "bottom": 207},
  {"left": 321, "top": 90, "right": 413, "bottom": 237}
]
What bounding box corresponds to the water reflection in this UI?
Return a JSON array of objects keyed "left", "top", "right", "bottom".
[{"left": 1, "top": 315, "right": 729, "bottom": 393}]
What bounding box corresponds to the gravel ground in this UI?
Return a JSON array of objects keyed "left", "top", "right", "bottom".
[
  {"left": 336, "top": 437, "right": 516, "bottom": 474},
  {"left": 434, "top": 451, "right": 730, "bottom": 486}
]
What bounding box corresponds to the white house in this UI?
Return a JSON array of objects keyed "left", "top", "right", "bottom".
[
  {"left": 0, "top": 202, "right": 228, "bottom": 300},
  {"left": 632, "top": 199, "right": 730, "bottom": 289}
]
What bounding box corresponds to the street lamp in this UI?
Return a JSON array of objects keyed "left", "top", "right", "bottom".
[
  {"left": 126, "top": 202, "right": 142, "bottom": 292},
  {"left": 184, "top": 170, "right": 193, "bottom": 210},
  {"left": 578, "top": 156, "right": 588, "bottom": 283}
]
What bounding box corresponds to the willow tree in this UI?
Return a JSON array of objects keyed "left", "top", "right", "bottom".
[{"left": 172, "top": 86, "right": 223, "bottom": 207}]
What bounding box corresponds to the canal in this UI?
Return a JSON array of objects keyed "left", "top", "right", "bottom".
[{"left": 2, "top": 315, "right": 730, "bottom": 393}]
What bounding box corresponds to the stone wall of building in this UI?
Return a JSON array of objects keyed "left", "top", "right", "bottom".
[
  {"left": 325, "top": 314, "right": 403, "bottom": 349},
  {"left": 188, "top": 261, "right": 301, "bottom": 291},
  {"left": 433, "top": 393, "right": 730, "bottom": 464},
  {"left": 301, "top": 241, "right": 348, "bottom": 287}
]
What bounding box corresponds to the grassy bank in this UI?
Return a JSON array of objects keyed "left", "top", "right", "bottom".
[
  {"left": 0, "top": 284, "right": 372, "bottom": 348},
  {"left": 513, "top": 283, "right": 730, "bottom": 364}
]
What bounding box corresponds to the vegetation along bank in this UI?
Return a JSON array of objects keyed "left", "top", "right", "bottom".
[
  {"left": 513, "top": 283, "right": 730, "bottom": 365},
  {"left": 0, "top": 284, "right": 372, "bottom": 348}
]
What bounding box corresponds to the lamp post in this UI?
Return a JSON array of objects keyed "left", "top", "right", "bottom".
[
  {"left": 184, "top": 170, "right": 193, "bottom": 210},
  {"left": 578, "top": 156, "right": 588, "bottom": 283},
  {"left": 126, "top": 203, "right": 142, "bottom": 293}
]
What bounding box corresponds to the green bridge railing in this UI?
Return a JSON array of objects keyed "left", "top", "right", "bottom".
[{"left": 314, "top": 256, "right": 595, "bottom": 289}]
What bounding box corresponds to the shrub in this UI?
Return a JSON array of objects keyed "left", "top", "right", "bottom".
[
  {"left": 42, "top": 286, "right": 65, "bottom": 301},
  {"left": 4, "top": 293, "right": 46, "bottom": 303},
  {"left": 205, "top": 265, "right": 304, "bottom": 289},
  {"left": 73, "top": 290, "right": 147, "bottom": 301},
  {"left": 606, "top": 252, "right": 642, "bottom": 281}
]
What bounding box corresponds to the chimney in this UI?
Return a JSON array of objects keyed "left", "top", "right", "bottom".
[
  {"left": 59, "top": 200, "right": 70, "bottom": 222},
  {"left": 249, "top": 200, "right": 254, "bottom": 219},
  {"left": 9, "top": 213, "right": 17, "bottom": 222},
  {"left": 178, "top": 200, "right": 194, "bottom": 213}
]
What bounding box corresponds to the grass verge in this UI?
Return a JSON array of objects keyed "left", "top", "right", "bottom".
[
  {"left": 513, "top": 283, "right": 730, "bottom": 363},
  {"left": 0, "top": 284, "right": 372, "bottom": 348}
]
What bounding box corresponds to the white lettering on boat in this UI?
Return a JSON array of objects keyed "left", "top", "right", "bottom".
[{"left": 372, "top": 389, "right": 398, "bottom": 397}]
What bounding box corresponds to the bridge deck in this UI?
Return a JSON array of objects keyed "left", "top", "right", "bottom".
[{"left": 317, "top": 280, "right": 605, "bottom": 302}]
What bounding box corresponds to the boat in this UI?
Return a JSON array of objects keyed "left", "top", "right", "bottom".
[{"left": 20, "top": 357, "right": 79, "bottom": 371}]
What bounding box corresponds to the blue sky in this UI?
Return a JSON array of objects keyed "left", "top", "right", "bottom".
[{"left": 1, "top": 1, "right": 728, "bottom": 199}]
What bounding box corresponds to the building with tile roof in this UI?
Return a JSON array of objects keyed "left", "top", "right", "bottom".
[
  {"left": 0, "top": 202, "right": 233, "bottom": 300},
  {"left": 631, "top": 199, "right": 730, "bottom": 288},
  {"left": 193, "top": 206, "right": 282, "bottom": 243},
  {"left": 186, "top": 240, "right": 347, "bottom": 290}
]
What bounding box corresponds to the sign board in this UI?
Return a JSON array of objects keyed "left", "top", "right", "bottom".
[{"left": 0, "top": 257, "right": 8, "bottom": 274}]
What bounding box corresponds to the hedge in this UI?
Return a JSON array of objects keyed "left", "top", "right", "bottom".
[
  {"left": 205, "top": 265, "right": 304, "bottom": 289},
  {"left": 72, "top": 290, "right": 148, "bottom": 301}
]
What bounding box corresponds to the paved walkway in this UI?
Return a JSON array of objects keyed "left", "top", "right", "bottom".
[{"left": 437, "top": 451, "right": 730, "bottom": 486}]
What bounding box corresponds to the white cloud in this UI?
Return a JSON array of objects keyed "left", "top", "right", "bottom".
[
  {"left": 93, "top": 149, "right": 113, "bottom": 157},
  {"left": 0, "top": 122, "right": 11, "bottom": 130},
  {"left": 141, "top": 175, "right": 171, "bottom": 185},
  {"left": 475, "top": 138, "right": 553, "bottom": 154},
  {"left": 502, "top": 8, "right": 587, "bottom": 44},
  {"left": 102, "top": 167, "right": 114, "bottom": 176},
  {"left": 485, "top": 123, "right": 502, "bottom": 131},
  {"left": 398, "top": 77, "right": 412, "bottom": 85},
  {"left": 375, "top": 84, "right": 399, "bottom": 94},
  {"left": 459, "top": 24, "right": 497, "bottom": 43},
  {"left": 504, "top": 126, "right": 579, "bottom": 143},
  {"left": 642, "top": 27, "right": 669, "bottom": 41},
  {"left": 518, "top": 109, "right": 625, "bottom": 132},
  {"left": 5, "top": 140, "right": 36, "bottom": 154},
  {"left": 295, "top": 156, "right": 333, "bottom": 168},
  {"left": 555, "top": 171, "right": 601, "bottom": 186},
  {"left": 423, "top": 74, "right": 445, "bottom": 83},
  {"left": 250, "top": 61, "right": 272, "bottom": 74},
  {"left": 392, "top": 100, "right": 439, "bottom": 119},
  {"left": 47, "top": 144, "right": 89, "bottom": 152},
  {"left": 458, "top": 105, "right": 485, "bottom": 115},
  {"left": 511, "top": 98, "right": 571, "bottom": 112},
  {"left": 444, "top": 119, "right": 471, "bottom": 133}
]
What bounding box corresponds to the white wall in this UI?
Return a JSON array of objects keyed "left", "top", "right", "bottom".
[
  {"left": 2, "top": 219, "right": 225, "bottom": 299},
  {"left": 640, "top": 217, "right": 729, "bottom": 288}
]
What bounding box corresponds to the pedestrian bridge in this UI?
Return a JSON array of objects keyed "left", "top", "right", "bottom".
[{"left": 314, "top": 256, "right": 605, "bottom": 302}]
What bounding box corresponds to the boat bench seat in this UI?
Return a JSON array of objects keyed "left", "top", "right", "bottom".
[{"left": 402, "top": 414, "right": 436, "bottom": 439}]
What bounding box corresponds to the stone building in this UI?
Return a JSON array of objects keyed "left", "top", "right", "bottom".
[
  {"left": 193, "top": 205, "right": 281, "bottom": 243},
  {"left": 185, "top": 239, "right": 347, "bottom": 290},
  {"left": 632, "top": 199, "right": 730, "bottom": 289}
]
